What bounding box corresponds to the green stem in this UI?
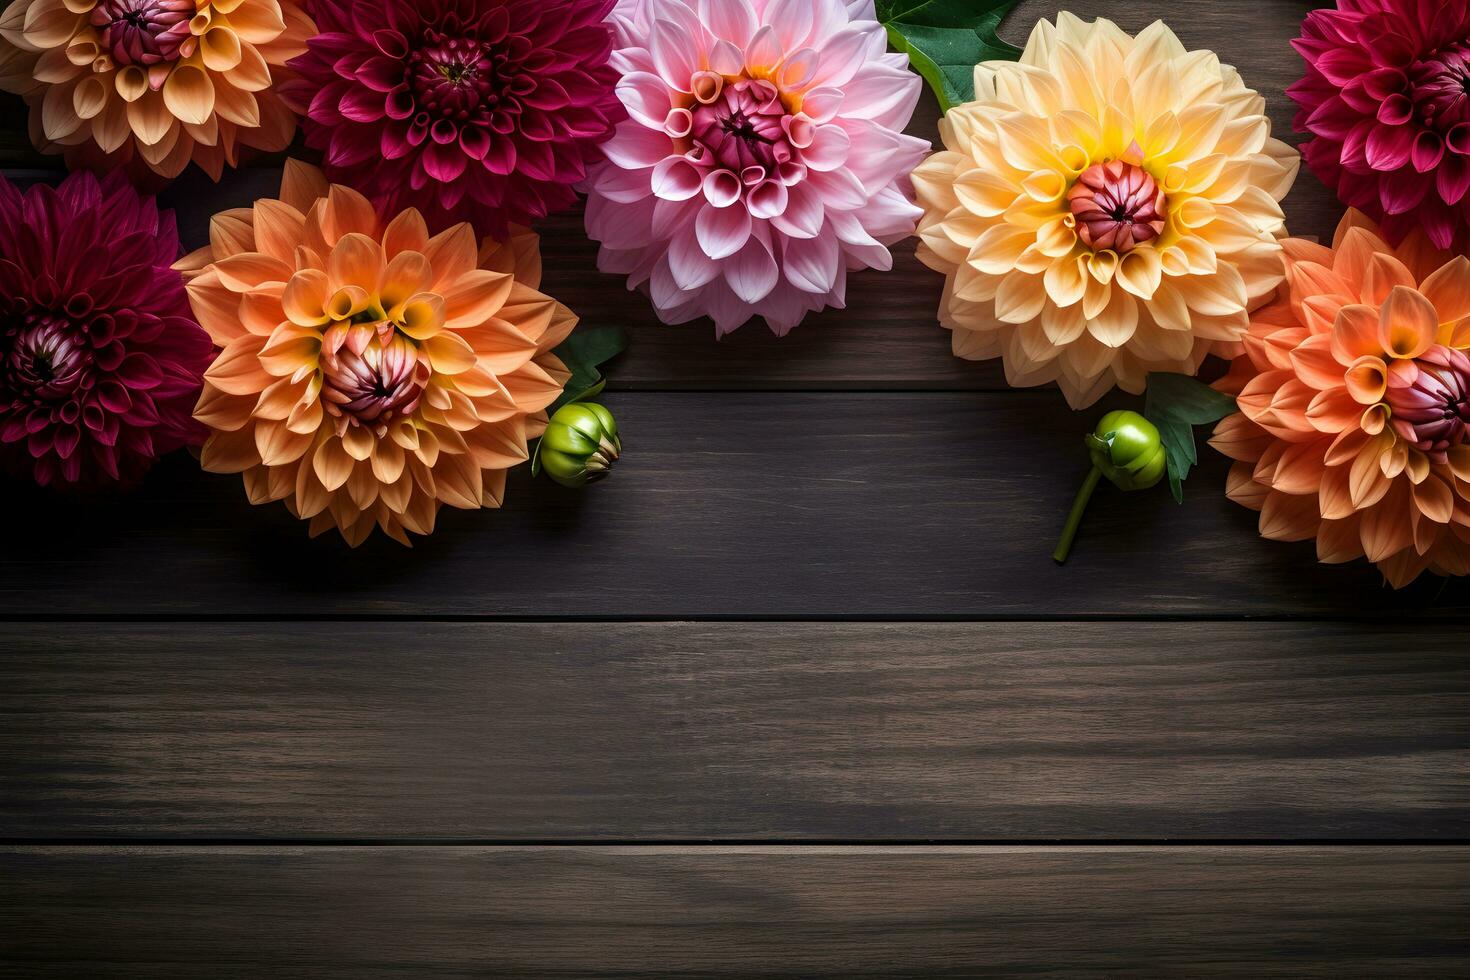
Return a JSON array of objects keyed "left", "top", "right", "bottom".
[{"left": 1053, "top": 466, "right": 1102, "bottom": 565}]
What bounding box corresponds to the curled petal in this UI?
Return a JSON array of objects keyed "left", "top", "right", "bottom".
[
  {"left": 695, "top": 202, "right": 752, "bottom": 260},
  {"left": 1377, "top": 285, "right": 1437, "bottom": 359}
]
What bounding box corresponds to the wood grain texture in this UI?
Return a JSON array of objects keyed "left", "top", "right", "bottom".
[
  {"left": 2, "top": 845, "right": 1467, "bottom": 977},
  {"left": 0, "top": 0, "right": 1341, "bottom": 390},
  {"left": 2, "top": 621, "right": 1466, "bottom": 840},
  {"left": 3, "top": 392, "right": 1468, "bottom": 616}
]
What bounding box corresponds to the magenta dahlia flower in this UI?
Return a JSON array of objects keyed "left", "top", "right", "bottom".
[
  {"left": 585, "top": 0, "right": 929, "bottom": 337},
  {"left": 1291, "top": 0, "right": 1470, "bottom": 248},
  {"left": 282, "top": 0, "right": 624, "bottom": 235},
  {"left": 0, "top": 172, "right": 211, "bottom": 489}
]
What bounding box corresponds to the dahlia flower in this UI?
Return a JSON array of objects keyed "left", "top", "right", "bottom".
[
  {"left": 1291, "top": 0, "right": 1470, "bottom": 249},
  {"left": 0, "top": 170, "right": 211, "bottom": 488},
  {"left": 180, "top": 161, "right": 577, "bottom": 545},
  {"left": 0, "top": 0, "right": 312, "bottom": 179},
  {"left": 283, "top": 0, "right": 623, "bottom": 236},
  {"left": 584, "top": 0, "right": 930, "bottom": 337},
  {"left": 912, "top": 14, "right": 1300, "bottom": 409},
  {"left": 1211, "top": 210, "right": 1470, "bottom": 588}
]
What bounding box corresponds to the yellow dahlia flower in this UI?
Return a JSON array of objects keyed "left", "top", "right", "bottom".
[
  {"left": 912, "top": 14, "right": 1300, "bottom": 408},
  {"left": 179, "top": 161, "right": 577, "bottom": 546},
  {"left": 0, "top": 0, "right": 312, "bottom": 179}
]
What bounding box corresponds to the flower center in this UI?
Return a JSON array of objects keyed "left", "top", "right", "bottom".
[
  {"left": 1409, "top": 40, "right": 1470, "bottom": 131},
  {"left": 440, "top": 62, "right": 471, "bottom": 83},
  {"left": 1067, "top": 158, "right": 1166, "bottom": 254},
  {"left": 4, "top": 313, "right": 87, "bottom": 400},
  {"left": 1386, "top": 345, "right": 1470, "bottom": 463},
  {"left": 89, "top": 0, "right": 193, "bottom": 67},
  {"left": 319, "top": 325, "right": 430, "bottom": 436},
  {"left": 691, "top": 79, "right": 790, "bottom": 173},
  {"left": 407, "top": 35, "right": 504, "bottom": 122}
]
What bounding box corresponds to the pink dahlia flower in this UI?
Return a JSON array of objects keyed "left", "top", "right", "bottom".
[
  {"left": 585, "top": 0, "right": 929, "bottom": 337},
  {"left": 1291, "top": 0, "right": 1470, "bottom": 249},
  {"left": 0, "top": 172, "right": 211, "bottom": 488},
  {"left": 282, "top": 0, "right": 624, "bottom": 236}
]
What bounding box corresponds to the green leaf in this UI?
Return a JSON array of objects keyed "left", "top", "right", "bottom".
[
  {"left": 534, "top": 326, "right": 627, "bottom": 476},
  {"left": 875, "top": 0, "right": 1023, "bottom": 111},
  {"left": 550, "top": 325, "right": 626, "bottom": 415},
  {"left": 1143, "top": 372, "right": 1237, "bottom": 504}
]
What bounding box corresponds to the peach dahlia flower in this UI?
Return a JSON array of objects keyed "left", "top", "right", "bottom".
[
  {"left": 0, "top": 0, "right": 312, "bottom": 179},
  {"left": 180, "top": 161, "right": 577, "bottom": 546},
  {"left": 1211, "top": 211, "right": 1470, "bottom": 588},
  {"left": 912, "top": 15, "right": 1300, "bottom": 408}
]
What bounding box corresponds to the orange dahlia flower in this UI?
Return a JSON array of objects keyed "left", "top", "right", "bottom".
[
  {"left": 0, "top": 0, "right": 311, "bottom": 179},
  {"left": 179, "top": 161, "right": 577, "bottom": 545},
  {"left": 1211, "top": 210, "right": 1470, "bottom": 588}
]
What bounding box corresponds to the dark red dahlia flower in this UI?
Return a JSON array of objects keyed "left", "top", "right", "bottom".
[
  {"left": 0, "top": 172, "right": 211, "bottom": 489},
  {"left": 283, "top": 0, "right": 624, "bottom": 236},
  {"left": 1291, "top": 0, "right": 1470, "bottom": 249}
]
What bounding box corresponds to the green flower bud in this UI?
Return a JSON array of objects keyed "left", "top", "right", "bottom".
[
  {"left": 1054, "top": 408, "right": 1168, "bottom": 564},
  {"left": 540, "top": 402, "right": 621, "bottom": 488},
  {"left": 1085, "top": 410, "right": 1166, "bottom": 491}
]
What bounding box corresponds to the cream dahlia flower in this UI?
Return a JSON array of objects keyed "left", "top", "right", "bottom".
[
  {"left": 0, "top": 0, "right": 312, "bottom": 179},
  {"left": 912, "top": 14, "right": 1300, "bottom": 408},
  {"left": 180, "top": 161, "right": 577, "bottom": 546}
]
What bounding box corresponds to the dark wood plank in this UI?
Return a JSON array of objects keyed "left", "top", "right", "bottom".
[
  {"left": 2, "top": 391, "right": 1468, "bottom": 616},
  {"left": 1, "top": 845, "right": 1465, "bottom": 977},
  {"left": 0, "top": 0, "right": 1341, "bottom": 389},
  {"left": 2, "top": 621, "right": 1466, "bottom": 840}
]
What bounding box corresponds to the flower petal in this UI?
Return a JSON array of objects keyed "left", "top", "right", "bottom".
[{"left": 1377, "top": 285, "right": 1436, "bottom": 360}]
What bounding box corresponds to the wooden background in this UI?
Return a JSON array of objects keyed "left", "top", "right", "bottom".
[{"left": 2, "top": 0, "right": 1468, "bottom": 975}]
